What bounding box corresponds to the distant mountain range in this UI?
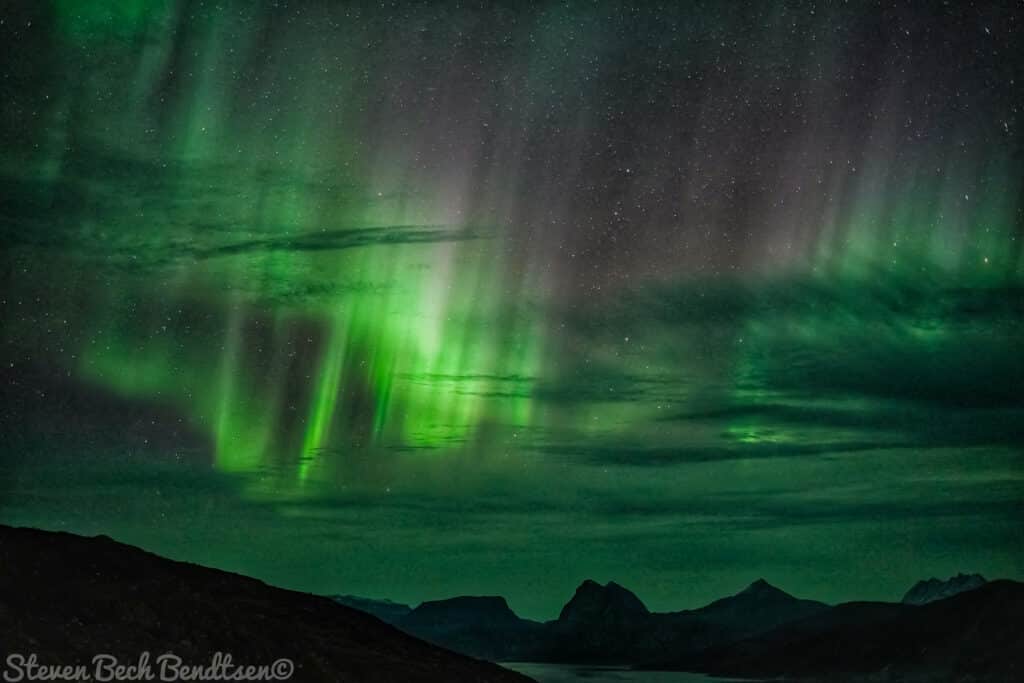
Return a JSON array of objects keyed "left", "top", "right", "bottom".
[
  {"left": 901, "top": 572, "right": 987, "bottom": 605},
  {"left": 330, "top": 594, "right": 414, "bottom": 622},
  {"left": 4, "top": 523, "right": 1014, "bottom": 682},
  {"left": 334, "top": 577, "right": 832, "bottom": 664},
  {"left": 671, "top": 580, "right": 1023, "bottom": 681},
  {"left": 335, "top": 573, "right": 1020, "bottom": 681},
  {"left": 0, "top": 525, "right": 527, "bottom": 683}
]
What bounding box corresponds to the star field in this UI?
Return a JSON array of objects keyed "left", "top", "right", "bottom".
[{"left": 1, "top": 1, "right": 1022, "bottom": 618}]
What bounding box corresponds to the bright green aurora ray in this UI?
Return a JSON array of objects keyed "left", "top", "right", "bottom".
[{"left": 2, "top": 0, "right": 1022, "bottom": 615}]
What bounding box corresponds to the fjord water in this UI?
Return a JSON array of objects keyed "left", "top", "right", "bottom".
[{"left": 501, "top": 663, "right": 751, "bottom": 683}]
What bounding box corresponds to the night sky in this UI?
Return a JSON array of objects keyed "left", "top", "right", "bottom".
[{"left": 1, "top": 1, "right": 1022, "bottom": 620}]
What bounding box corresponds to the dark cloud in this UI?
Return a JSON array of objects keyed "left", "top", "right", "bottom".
[{"left": 2, "top": 0, "right": 1022, "bottom": 620}]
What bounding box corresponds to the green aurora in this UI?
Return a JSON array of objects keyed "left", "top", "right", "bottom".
[{"left": 1, "top": 1, "right": 1022, "bottom": 619}]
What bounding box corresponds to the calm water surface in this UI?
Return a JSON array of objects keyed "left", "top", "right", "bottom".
[{"left": 501, "top": 663, "right": 754, "bottom": 683}]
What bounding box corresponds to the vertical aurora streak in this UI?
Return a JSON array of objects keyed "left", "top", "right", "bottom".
[{"left": 1, "top": 0, "right": 1021, "bottom": 617}]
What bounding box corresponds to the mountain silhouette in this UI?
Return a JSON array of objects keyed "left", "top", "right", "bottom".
[
  {"left": 538, "top": 580, "right": 655, "bottom": 663},
  {"left": 0, "top": 525, "right": 528, "bottom": 683},
  {"left": 526, "top": 578, "right": 827, "bottom": 664},
  {"left": 557, "top": 579, "right": 650, "bottom": 625},
  {"left": 669, "top": 580, "right": 1024, "bottom": 681},
  {"left": 397, "top": 597, "right": 544, "bottom": 662},
  {"left": 901, "top": 572, "right": 987, "bottom": 605},
  {"left": 331, "top": 595, "right": 412, "bottom": 623},
  {"left": 330, "top": 573, "right": 1024, "bottom": 679},
  {"left": 691, "top": 578, "right": 829, "bottom": 635},
  {"left": 329, "top": 577, "right": 834, "bottom": 665}
]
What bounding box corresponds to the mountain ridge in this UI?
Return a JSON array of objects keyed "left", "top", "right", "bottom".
[
  {"left": 668, "top": 579, "right": 1024, "bottom": 681},
  {"left": 901, "top": 571, "right": 987, "bottom": 605},
  {"left": 10, "top": 521, "right": 1014, "bottom": 682},
  {"left": 0, "top": 525, "right": 528, "bottom": 683},
  {"left": 332, "top": 573, "right": 1023, "bottom": 679}
]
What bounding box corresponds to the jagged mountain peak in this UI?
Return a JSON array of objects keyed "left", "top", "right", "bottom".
[
  {"left": 558, "top": 579, "right": 649, "bottom": 623},
  {"left": 901, "top": 572, "right": 987, "bottom": 605}
]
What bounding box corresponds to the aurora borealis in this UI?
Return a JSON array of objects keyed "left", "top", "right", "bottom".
[{"left": 1, "top": 1, "right": 1022, "bottom": 619}]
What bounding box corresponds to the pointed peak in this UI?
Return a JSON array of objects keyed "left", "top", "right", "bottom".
[{"left": 741, "top": 578, "right": 782, "bottom": 595}]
